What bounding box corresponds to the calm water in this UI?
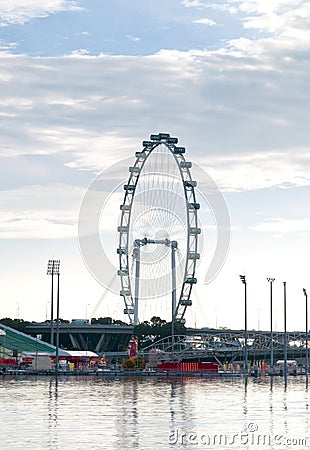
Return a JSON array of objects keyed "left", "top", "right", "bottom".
[{"left": 1, "top": 375, "right": 310, "bottom": 449}]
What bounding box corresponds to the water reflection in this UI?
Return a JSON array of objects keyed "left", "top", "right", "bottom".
[
  {"left": 242, "top": 376, "right": 248, "bottom": 416},
  {"left": 1, "top": 376, "right": 310, "bottom": 449},
  {"left": 282, "top": 389, "right": 289, "bottom": 441},
  {"left": 47, "top": 379, "right": 59, "bottom": 449},
  {"left": 169, "top": 381, "right": 177, "bottom": 424},
  {"left": 115, "top": 379, "right": 140, "bottom": 449}
]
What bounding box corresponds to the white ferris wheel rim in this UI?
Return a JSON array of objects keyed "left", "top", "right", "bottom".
[{"left": 117, "top": 133, "right": 200, "bottom": 325}]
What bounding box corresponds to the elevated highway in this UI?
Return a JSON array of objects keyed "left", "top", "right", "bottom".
[{"left": 25, "top": 322, "right": 134, "bottom": 354}]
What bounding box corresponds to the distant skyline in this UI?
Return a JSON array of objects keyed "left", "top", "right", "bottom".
[{"left": 0, "top": 1, "right": 309, "bottom": 331}]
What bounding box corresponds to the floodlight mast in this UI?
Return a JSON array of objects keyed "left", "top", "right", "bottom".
[
  {"left": 47, "top": 260, "right": 60, "bottom": 345},
  {"left": 47, "top": 259, "right": 60, "bottom": 377}
]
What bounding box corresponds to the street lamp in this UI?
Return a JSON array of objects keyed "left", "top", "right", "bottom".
[
  {"left": 303, "top": 288, "right": 308, "bottom": 378},
  {"left": 239, "top": 275, "right": 248, "bottom": 375},
  {"left": 45, "top": 301, "right": 50, "bottom": 321},
  {"left": 267, "top": 277, "right": 275, "bottom": 374},
  {"left": 16, "top": 302, "right": 20, "bottom": 320},
  {"left": 85, "top": 303, "right": 90, "bottom": 322},
  {"left": 47, "top": 260, "right": 60, "bottom": 345}
]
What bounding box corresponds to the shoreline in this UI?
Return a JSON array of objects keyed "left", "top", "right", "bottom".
[{"left": 1, "top": 369, "right": 308, "bottom": 378}]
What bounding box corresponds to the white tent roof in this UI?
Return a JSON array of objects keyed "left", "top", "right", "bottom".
[{"left": 50, "top": 350, "right": 98, "bottom": 358}]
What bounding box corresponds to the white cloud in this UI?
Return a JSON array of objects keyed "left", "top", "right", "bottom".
[
  {"left": 200, "top": 151, "right": 310, "bottom": 192},
  {"left": 251, "top": 218, "right": 310, "bottom": 233},
  {"left": 0, "top": 183, "right": 83, "bottom": 239},
  {"left": 182, "top": 1, "right": 237, "bottom": 14},
  {"left": 181, "top": 0, "right": 207, "bottom": 8},
  {"left": 187, "top": 0, "right": 309, "bottom": 36},
  {"left": 0, "top": 1, "right": 309, "bottom": 194},
  {"left": 75, "top": 31, "right": 91, "bottom": 36},
  {"left": 184, "top": 0, "right": 309, "bottom": 42},
  {"left": 71, "top": 48, "right": 91, "bottom": 56},
  {"left": 0, "top": 42, "right": 309, "bottom": 180},
  {"left": 0, "top": 217, "right": 76, "bottom": 239},
  {"left": 0, "top": 179, "right": 127, "bottom": 239},
  {"left": 0, "top": 40, "right": 17, "bottom": 52},
  {"left": 0, "top": 0, "right": 82, "bottom": 26},
  {"left": 235, "top": 0, "right": 302, "bottom": 15},
  {"left": 194, "top": 18, "right": 217, "bottom": 26},
  {"left": 242, "top": 2, "right": 310, "bottom": 37},
  {"left": 65, "top": 132, "right": 139, "bottom": 171},
  {"left": 126, "top": 34, "right": 140, "bottom": 42}
]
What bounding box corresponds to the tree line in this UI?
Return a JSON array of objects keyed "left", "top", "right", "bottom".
[{"left": 0, "top": 316, "right": 187, "bottom": 349}]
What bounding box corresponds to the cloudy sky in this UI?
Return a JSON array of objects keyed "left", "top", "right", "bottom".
[{"left": 0, "top": 0, "right": 309, "bottom": 331}]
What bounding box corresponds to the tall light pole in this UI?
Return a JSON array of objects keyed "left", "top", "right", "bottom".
[
  {"left": 239, "top": 275, "right": 248, "bottom": 375},
  {"left": 47, "top": 260, "right": 60, "bottom": 373},
  {"left": 267, "top": 277, "right": 275, "bottom": 374},
  {"left": 47, "top": 260, "right": 60, "bottom": 344},
  {"left": 303, "top": 288, "right": 308, "bottom": 378},
  {"left": 283, "top": 282, "right": 287, "bottom": 378},
  {"left": 55, "top": 268, "right": 60, "bottom": 377}
]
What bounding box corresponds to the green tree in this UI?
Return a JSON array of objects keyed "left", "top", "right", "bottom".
[
  {"left": 91, "top": 317, "right": 128, "bottom": 325},
  {"left": 91, "top": 317, "right": 113, "bottom": 325},
  {"left": 134, "top": 317, "right": 186, "bottom": 349},
  {"left": 0, "top": 318, "right": 31, "bottom": 333},
  {"left": 150, "top": 316, "right": 167, "bottom": 327}
]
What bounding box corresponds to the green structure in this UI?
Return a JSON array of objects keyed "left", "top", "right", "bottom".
[{"left": 0, "top": 323, "right": 56, "bottom": 357}]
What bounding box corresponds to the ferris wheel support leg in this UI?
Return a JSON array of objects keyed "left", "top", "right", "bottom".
[
  {"left": 134, "top": 244, "right": 140, "bottom": 326},
  {"left": 171, "top": 241, "right": 178, "bottom": 351}
]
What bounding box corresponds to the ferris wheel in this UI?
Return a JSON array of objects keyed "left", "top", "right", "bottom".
[{"left": 117, "top": 133, "right": 200, "bottom": 325}]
